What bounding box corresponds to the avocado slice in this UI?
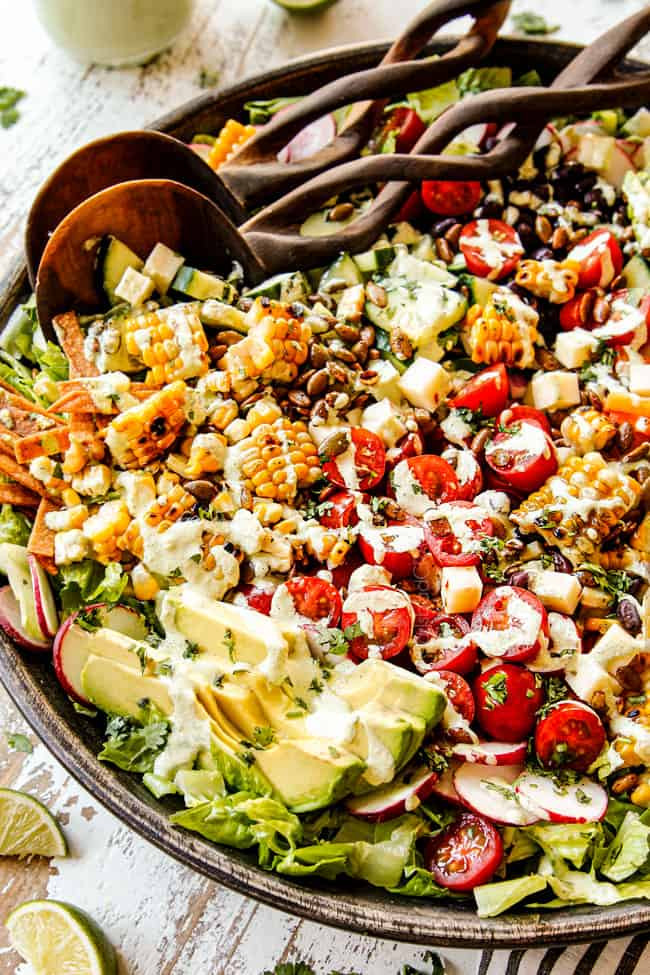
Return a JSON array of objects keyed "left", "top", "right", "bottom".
[
  {"left": 81, "top": 655, "right": 172, "bottom": 719},
  {"left": 336, "top": 658, "right": 446, "bottom": 730}
]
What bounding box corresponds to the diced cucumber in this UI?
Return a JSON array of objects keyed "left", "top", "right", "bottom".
[
  {"left": 411, "top": 235, "right": 437, "bottom": 263},
  {"left": 353, "top": 245, "right": 396, "bottom": 279},
  {"left": 172, "top": 267, "right": 237, "bottom": 304},
  {"left": 458, "top": 273, "right": 499, "bottom": 307},
  {"left": 374, "top": 329, "right": 410, "bottom": 374},
  {"left": 142, "top": 243, "right": 184, "bottom": 295},
  {"left": 448, "top": 250, "right": 467, "bottom": 273},
  {"left": 244, "top": 271, "right": 310, "bottom": 303},
  {"left": 98, "top": 236, "right": 144, "bottom": 305},
  {"left": 200, "top": 300, "right": 249, "bottom": 334},
  {"left": 621, "top": 254, "right": 650, "bottom": 291},
  {"left": 319, "top": 253, "right": 363, "bottom": 292}
]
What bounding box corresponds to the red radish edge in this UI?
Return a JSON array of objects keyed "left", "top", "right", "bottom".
[
  {"left": 0, "top": 585, "right": 51, "bottom": 652},
  {"left": 453, "top": 762, "right": 541, "bottom": 826},
  {"left": 28, "top": 554, "right": 59, "bottom": 639},
  {"left": 452, "top": 740, "right": 528, "bottom": 766},
  {"left": 278, "top": 114, "right": 336, "bottom": 164},
  {"left": 515, "top": 771, "right": 607, "bottom": 824},
  {"left": 346, "top": 766, "right": 438, "bottom": 822}
]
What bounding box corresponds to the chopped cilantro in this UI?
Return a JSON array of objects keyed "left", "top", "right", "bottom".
[
  {"left": 578, "top": 562, "right": 632, "bottom": 602},
  {"left": 6, "top": 732, "right": 32, "bottom": 753},
  {"left": 370, "top": 496, "right": 389, "bottom": 515},
  {"left": 183, "top": 640, "right": 200, "bottom": 660},
  {"left": 453, "top": 407, "right": 495, "bottom": 435},
  {"left": 483, "top": 670, "right": 508, "bottom": 709},
  {"left": 309, "top": 677, "right": 324, "bottom": 694},
  {"left": 252, "top": 726, "right": 275, "bottom": 749},
  {"left": 575, "top": 787, "right": 592, "bottom": 805},
  {"left": 343, "top": 621, "right": 363, "bottom": 642},
  {"left": 213, "top": 673, "right": 225, "bottom": 688},
  {"left": 75, "top": 606, "right": 102, "bottom": 633},
  {"left": 484, "top": 780, "right": 516, "bottom": 801},
  {"left": 223, "top": 628, "right": 236, "bottom": 662}
]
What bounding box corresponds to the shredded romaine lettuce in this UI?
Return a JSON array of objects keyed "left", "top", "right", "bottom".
[
  {"left": 55, "top": 560, "right": 128, "bottom": 616},
  {"left": 99, "top": 710, "right": 169, "bottom": 774},
  {"left": 0, "top": 505, "right": 32, "bottom": 546}
]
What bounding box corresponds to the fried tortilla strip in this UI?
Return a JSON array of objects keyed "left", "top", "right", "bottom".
[
  {"left": 0, "top": 453, "right": 54, "bottom": 499},
  {"left": 15, "top": 426, "right": 71, "bottom": 464},
  {"left": 0, "top": 425, "right": 17, "bottom": 455},
  {"left": 50, "top": 387, "right": 153, "bottom": 415},
  {"left": 28, "top": 498, "right": 58, "bottom": 574},
  {"left": 0, "top": 389, "right": 61, "bottom": 422},
  {"left": 0, "top": 483, "right": 41, "bottom": 506},
  {"left": 52, "top": 311, "right": 98, "bottom": 379}
]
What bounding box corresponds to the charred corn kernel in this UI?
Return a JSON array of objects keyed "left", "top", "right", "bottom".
[
  {"left": 207, "top": 119, "right": 256, "bottom": 171},
  {"left": 230, "top": 417, "right": 319, "bottom": 502},
  {"left": 106, "top": 381, "right": 187, "bottom": 469},
  {"left": 220, "top": 300, "right": 311, "bottom": 393},
  {"left": 131, "top": 563, "right": 160, "bottom": 601},
  {"left": 514, "top": 259, "right": 579, "bottom": 303},
  {"left": 560, "top": 407, "right": 617, "bottom": 454},
  {"left": 247, "top": 398, "right": 283, "bottom": 428},
  {"left": 616, "top": 738, "right": 641, "bottom": 766},
  {"left": 124, "top": 306, "right": 209, "bottom": 386},
  {"left": 157, "top": 471, "right": 180, "bottom": 493},
  {"left": 631, "top": 775, "right": 650, "bottom": 807},
  {"left": 211, "top": 490, "right": 236, "bottom": 515},
  {"left": 275, "top": 516, "right": 299, "bottom": 535},
  {"left": 83, "top": 499, "right": 131, "bottom": 563},
  {"left": 252, "top": 500, "right": 285, "bottom": 525},
  {"left": 464, "top": 291, "right": 539, "bottom": 368},
  {"left": 185, "top": 433, "right": 226, "bottom": 477},
  {"left": 512, "top": 451, "right": 642, "bottom": 565},
  {"left": 305, "top": 526, "right": 351, "bottom": 567},
  {"left": 118, "top": 519, "right": 143, "bottom": 559},
  {"left": 224, "top": 417, "right": 251, "bottom": 443},
  {"left": 209, "top": 398, "right": 239, "bottom": 432},
  {"left": 143, "top": 483, "right": 195, "bottom": 529}
]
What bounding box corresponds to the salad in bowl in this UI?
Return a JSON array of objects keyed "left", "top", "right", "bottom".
[{"left": 1, "top": 64, "right": 649, "bottom": 919}]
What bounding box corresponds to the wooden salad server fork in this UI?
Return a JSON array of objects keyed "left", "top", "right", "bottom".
[
  {"left": 25, "top": 0, "right": 510, "bottom": 283},
  {"left": 35, "top": 6, "right": 650, "bottom": 339}
]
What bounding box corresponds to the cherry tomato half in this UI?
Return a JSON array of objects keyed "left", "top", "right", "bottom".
[
  {"left": 484, "top": 420, "right": 557, "bottom": 494},
  {"left": 459, "top": 218, "right": 524, "bottom": 281},
  {"left": 425, "top": 501, "right": 494, "bottom": 568},
  {"left": 441, "top": 447, "right": 483, "bottom": 501},
  {"left": 535, "top": 701, "right": 606, "bottom": 772},
  {"left": 435, "top": 669, "right": 476, "bottom": 722},
  {"left": 497, "top": 406, "right": 551, "bottom": 436},
  {"left": 449, "top": 364, "right": 509, "bottom": 417},
  {"left": 323, "top": 428, "right": 386, "bottom": 492},
  {"left": 386, "top": 431, "right": 424, "bottom": 471},
  {"left": 357, "top": 521, "right": 426, "bottom": 580},
  {"left": 281, "top": 576, "right": 342, "bottom": 627},
  {"left": 559, "top": 292, "right": 587, "bottom": 332},
  {"left": 391, "top": 455, "right": 460, "bottom": 516},
  {"left": 341, "top": 585, "right": 414, "bottom": 660},
  {"left": 421, "top": 180, "right": 482, "bottom": 216},
  {"left": 410, "top": 615, "right": 475, "bottom": 674},
  {"left": 236, "top": 582, "right": 275, "bottom": 615},
  {"left": 423, "top": 812, "right": 503, "bottom": 891},
  {"left": 391, "top": 107, "right": 426, "bottom": 153},
  {"left": 470, "top": 586, "right": 548, "bottom": 664},
  {"left": 473, "top": 663, "right": 545, "bottom": 742},
  {"left": 567, "top": 229, "right": 623, "bottom": 290},
  {"left": 318, "top": 490, "right": 360, "bottom": 529}
]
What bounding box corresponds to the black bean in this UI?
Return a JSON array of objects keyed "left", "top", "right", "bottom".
[
  {"left": 474, "top": 201, "right": 501, "bottom": 220},
  {"left": 531, "top": 246, "right": 554, "bottom": 261},
  {"left": 432, "top": 217, "right": 457, "bottom": 236},
  {"left": 516, "top": 222, "right": 536, "bottom": 249},
  {"left": 550, "top": 550, "right": 573, "bottom": 573},
  {"left": 617, "top": 598, "right": 642, "bottom": 636},
  {"left": 507, "top": 569, "right": 530, "bottom": 589}
]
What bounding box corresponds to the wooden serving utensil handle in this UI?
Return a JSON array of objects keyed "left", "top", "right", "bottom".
[
  {"left": 218, "top": 0, "right": 510, "bottom": 213},
  {"left": 241, "top": 5, "right": 650, "bottom": 277}
]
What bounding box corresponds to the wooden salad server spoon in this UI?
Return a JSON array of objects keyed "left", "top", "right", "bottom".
[
  {"left": 25, "top": 0, "right": 510, "bottom": 282},
  {"left": 35, "top": 8, "right": 650, "bottom": 339}
]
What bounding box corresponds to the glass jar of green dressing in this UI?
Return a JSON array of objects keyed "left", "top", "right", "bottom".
[{"left": 33, "top": 0, "right": 195, "bottom": 67}]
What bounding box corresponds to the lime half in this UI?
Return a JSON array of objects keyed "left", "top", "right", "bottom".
[
  {"left": 271, "top": 0, "right": 338, "bottom": 12},
  {"left": 0, "top": 788, "right": 66, "bottom": 857},
  {"left": 7, "top": 900, "right": 117, "bottom": 975}
]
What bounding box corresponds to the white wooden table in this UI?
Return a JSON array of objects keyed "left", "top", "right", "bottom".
[{"left": 1, "top": 1, "right": 650, "bottom": 972}]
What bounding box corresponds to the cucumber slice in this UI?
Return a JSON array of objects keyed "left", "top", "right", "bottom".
[
  {"left": 621, "top": 254, "right": 650, "bottom": 291},
  {"left": 172, "top": 267, "right": 237, "bottom": 304},
  {"left": 319, "top": 253, "right": 363, "bottom": 292},
  {"left": 459, "top": 273, "right": 499, "bottom": 307},
  {"left": 244, "top": 270, "right": 310, "bottom": 303},
  {"left": 354, "top": 245, "right": 397, "bottom": 279},
  {"left": 97, "top": 236, "right": 143, "bottom": 305}
]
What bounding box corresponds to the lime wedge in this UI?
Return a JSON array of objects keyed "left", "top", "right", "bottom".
[
  {"left": 271, "top": 0, "right": 338, "bottom": 12},
  {"left": 6, "top": 900, "right": 117, "bottom": 975},
  {"left": 0, "top": 788, "right": 66, "bottom": 857}
]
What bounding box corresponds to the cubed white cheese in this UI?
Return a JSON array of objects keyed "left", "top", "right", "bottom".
[
  {"left": 441, "top": 565, "right": 483, "bottom": 614},
  {"left": 629, "top": 363, "right": 650, "bottom": 397},
  {"left": 114, "top": 266, "right": 155, "bottom": 306},
  {"left": 71, "top": 463, "right": 112, "bottom": 498},
  {"left": 54, "top": 529, "right": 90, "bottom": 566},
  {"left": 398, "top": 358, "right": 451, "bottom": 411},
  {"left": 527, "top": 569, "right": 582, "bottom": 614},
  {"left": 143, "top": 243, "right": 184, "bottom": 295},
  {"left": 554, "top": 329, "right": 600, "bottom": 369},
  {"left": 337, "top": 284, "right": 365, "bottom": 322},
  {"left": 580, "top": 586, "right": 614, "bottom": 609},
  {"left": 531, "top": 370, "right": 581, "bottom": 411},
  {"left": 368, "top": 359, "right": 402, "bottom": 403},
  {"left": 361, "top": 399, "right": 407, "bottom": 447}
]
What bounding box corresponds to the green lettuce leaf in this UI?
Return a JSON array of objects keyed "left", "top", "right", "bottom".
[
  {"left": 171, "top": 792, "right": 301, "bottom": 854},
  {"left": 33, "top": 341, "right": 69, "bottom": 383},
  {"left": 207, "top": 740, "right": 273, "bottom": 797},
  {"left": 0, "top": 299, "right": 38, "bottom": 361},
  {"left": 0, "top": 505, "right": 32, "bottom": 546},
  {"left": 99, "top": 710, "right": 169, "bottom": 774},
  {"left": 474, "top": 875, "right": 547, "bottom": 918},
  {"left": 605, "top": 796, "right": 649, "bottom": 832},
  {"left": 56, "top": 560, "right": 128, "bottom": 616},
  {"left": 502, "top": 827, "right": 539, "bottom": 864},
  {"left": 0, "top": 350, "right": 37, "bottom": 401},
  {"left": 174, "top": 769, "right": 226, "bottom": 806},
  {"left": 457, "top": 66, "right": 512, "bottom": 96},
  {"left": 389, "top": 866, "right": 451, "bottom": 899},
  {"left": 244, "top": 97, "right": 300, "bottom": 125},
  {"left": 526, "top": 822, "right": 601, "bottom": 869},
  {"left": 600, "top": 812, "right": 650, "bottom": 882},
  {"left": 406, "top": 79, "right": 459, "bottom": 124}
]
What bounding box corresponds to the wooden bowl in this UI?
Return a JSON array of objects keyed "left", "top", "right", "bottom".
[{"left": 2, "top": 36, "right": 650, "bottom": 947}]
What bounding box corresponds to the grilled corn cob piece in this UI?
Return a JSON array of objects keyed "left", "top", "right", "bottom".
[
  {"left": 305, "top": 526, "right": 352, "bottom": 568},
  {"left": 464, "top": 291, "right": 539, "bottom": 368},
  {"left": 82, "top": 499, "right": 131, "bottom": 563},
  {"left": 124, "top": 306, "right": 209, "bottom": 386},
  {"left": 207, "top": 119, "right": 256, "bottom": 171},
  {"left": 230, "top": 417, "right": 320, "bottom": 502},
  {"left": 512, "top": 451, "right": 642, "bottom": 565},
  {"left": 105, "top": 381, "right": 187, "bottom": 469},
  {"left": 118, "top": 519, "right": 144, "bottom": 559},
  {"left": 143, "top": 482, "right": 196, "bottom": 530},
  {"left": 185, "top": 433, "right": 226, "bottom": 477},
  {"left": 514, "top": 259, "right": 580, "bottom": 304},
  {"left": 220, "top": 300, "right": 311, "bottom": 394},
  {"left": 560, "top": 407, "right": 617, "bottom": 454}
]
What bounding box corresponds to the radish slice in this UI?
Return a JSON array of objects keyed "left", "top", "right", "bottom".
[
  {"left": 0, "top": 585, "right": 51, "bottom": 652},
  {"left": 102, "top": 605, "right": 148, "bottom": 640},
  {"left": 528, "top": 612, "right": 581, "bottom": 674},
  {"left": 278, "top": 113, "right": 336, "bottom": 163},
  {"left": 515, "top": 771, "right": 607, "bottom": 824},
  {"left": 346, "top": 765, "right": 438, "bottom": 822},
  {"left": 452, "top": 740, "right": 528, "bottom": 766},
  {"left": 430, "top": 761, "right": 463, "bottom": 805},
  {"left": 454, "top": 762, "right": 541, "bottom": 826},
  {"left": 28, "top": 555, "right": 59, "bottom": 639}
]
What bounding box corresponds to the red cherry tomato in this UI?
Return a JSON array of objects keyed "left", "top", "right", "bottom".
[
  {"left": 435, "top": 669, "right": 476, "bottom": 722},
  {"left": 409, "top": 593, "right": 439, "bottom": 626},
  {"left": 421, "top": 180, "right": 482, "bottom": 216},
  {"left": 330, "top": 549, "right": 363, "bottom": 592},
  {"left": 423, "top": 812, "right": 503, "bottom": 891},
  {"left": 449, "top": 364, "right": 509, "bottom": 417},
  {"left": 459, "top": 219, "right": 524, "bottom": 281},
  {"left": 236, "top": 582, "right": 275, "bottom": 615},
  {"left": 596, "top": 291, "right": 648, "bottom": 348},
  {"left": 484, "top": 421, "right": 557, "bottom": 494},
  {"left": 386, "top": 431, "right": 424, "bottom": 471},
  {"left": 323, "top": 428, "right": 386, "bottom": 492},
  {"left": 395, "top": 190, "right": 424, "bottom": 224},
  {"left": 441, "top": 447, "right": 483, "bottom": 501},
  {"left": 392, "top": 455, "right": 460, "bottom": 509},
  {"left": 535, "top": 701, "right": 606, "bottom": 772},
  {"left": 425, "top": 501, "right": 494, "bottom": 568},
  {"left": 559, "top": 292, "right": 587, "bottom": 332},
  {"left": 358, "top": 521, "right": 425, "bottom": 579},
  {"left": 474, "top": 662, "right": 545, "bottom": 741},
  {"left": 318, "top": 490, "right": 359, "bottom": 529},
  {"left": 341, "top": 585, "right": 414, "bottom": 660},
  {"left": 410, "top": 615, "right": 475, "bottom": 674},
  {"left": 567, "top": 229, "right": 623, "bottom": 289},
  {"left": 391, "top": 107, "right": 426, "bottom": 153},
  {"left": 283, "top": 575, "right": 342, "bottom": 627},
  {"left": 497, "top": 406, "right": 551, "bottom": 435},
  {"left": 470, "top": 586, "right": 548, "bottom": 664}
]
